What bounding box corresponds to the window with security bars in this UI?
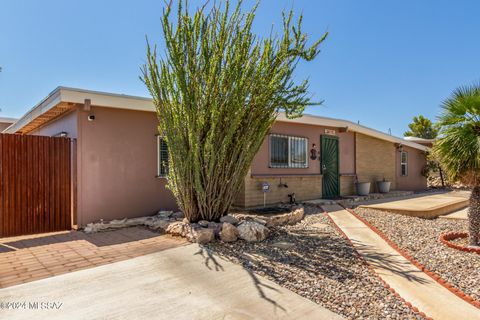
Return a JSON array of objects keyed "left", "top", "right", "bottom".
[
  {"left": 269, "top": 134, "right": 308, "bottom": 168},
  {"left": 157, "top": 136, "right": 169, "bottom": 177},
  {"left": 400, "top": 151, "right": 408, "bottom": 176}
]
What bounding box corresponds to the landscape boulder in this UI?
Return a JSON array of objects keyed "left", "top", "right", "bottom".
[
  {"left": 220, "top": 215, "right": 240, "bottom": 225},
  {"left": 219, "top": 222, "right": 239, "bottom": 242},
  {"left": 187, "top": 225, "right": 215, "bottom": 244},
  {"left": 237, "top": 221, "right": 269, "bottom": 242},
  {"left": 266, "top": 206, "right": 304, "bottom": 227}
]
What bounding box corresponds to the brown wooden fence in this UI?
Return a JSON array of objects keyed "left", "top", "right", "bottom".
[{"left": 0, "top": 134, "right": 74, "bottom": 237}]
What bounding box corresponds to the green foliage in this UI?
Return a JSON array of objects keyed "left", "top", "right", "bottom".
[
  {"left": 404, "top": 115, "right": 438, "bottom": 139},
  {"left": 142, "top": 0, "right": 327, "bottom": 222},
  {"left": 433, "top": 83, "right": 480, "bottom": 245},
  {"left": 433, "top": 84, "right": 480, "bottom": 184}
]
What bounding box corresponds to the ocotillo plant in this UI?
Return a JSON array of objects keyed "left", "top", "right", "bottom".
[{"left": 142, "top": 0, "right": 327, "bottom": 222}]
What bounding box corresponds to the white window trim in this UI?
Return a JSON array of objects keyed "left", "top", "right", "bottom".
[
  {"left": 269, "top": 134, "right": 309, "bottom": 168},
  {"left": 400, "top": 151, "right": 408, "bottom": 176},
  {"left": 156, "top": 135, "right": 168, "bottom": 178}
]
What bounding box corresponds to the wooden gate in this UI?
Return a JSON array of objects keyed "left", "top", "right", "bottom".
[{"left": 0, "top": 134, "right": 74, "bottom": 237}]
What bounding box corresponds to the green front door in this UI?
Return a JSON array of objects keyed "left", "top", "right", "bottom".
[{"left": 321, "top": 135, "right": 339, "bottom": 198}]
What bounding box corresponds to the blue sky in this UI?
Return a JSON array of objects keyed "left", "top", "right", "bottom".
[{"left": 0, "top": 0, "right": 479, "bottom": 136}]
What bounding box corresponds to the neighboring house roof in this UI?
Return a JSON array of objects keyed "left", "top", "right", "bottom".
[
  {"left": 5, "top": 86, "right": 429, "bottom": 151},
  {"left": 403, "top": 136, "right": 436, "bottom": 143},
  {"left": 0, "top": 117, "right": 18, "bottom": 123}
]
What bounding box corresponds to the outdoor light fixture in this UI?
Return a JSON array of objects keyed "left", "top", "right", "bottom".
[
  {"left": 87, "top": 114, "right": 95, "bottom": 121},
  {"left": 310, "top": 143, "right": 318, "bottom": 160},
  {"left": 396, "top": 143, "right": 404, "bottom": 152},
  {"left": 54, "top": 131, "right": 68, "bottom": 137}
]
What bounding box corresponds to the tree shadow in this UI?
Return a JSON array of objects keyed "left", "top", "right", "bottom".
[
  {"left": 349, "top": 239, "right": 429, "bottom": 284},
  {"left": 194, "top": 246, "right": 286, "bottom": 314}
]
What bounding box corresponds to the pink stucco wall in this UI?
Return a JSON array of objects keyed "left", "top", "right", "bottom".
[
  {"left": 75, "top": 106, "right": 177, "bottom": 225},
  {"left": 395, "top": 145, "right": 427, "bottom": 191},
  {"left": 250, "top": 121, "right": 355, "bottom": 176}
]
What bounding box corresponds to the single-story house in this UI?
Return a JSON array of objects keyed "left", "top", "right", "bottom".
[{"left": 4, "top": 87, "right": 429, "bottom": 226}]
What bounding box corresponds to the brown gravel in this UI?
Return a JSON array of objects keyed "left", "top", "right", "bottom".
[
  {"left": 355, "top": 207, "right": 480, "bottom": 301},
  {"left": 206, "top": 206, "right": 423, "bottom": 320}
]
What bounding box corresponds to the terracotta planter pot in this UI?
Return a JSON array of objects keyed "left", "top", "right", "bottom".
[{"left": 355, "top": 182, "right": 371, "bottom": 196}]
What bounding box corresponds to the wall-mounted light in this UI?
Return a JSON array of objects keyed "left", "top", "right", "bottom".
[
  {"left": 396, "top": 143, "right": 404, "bottom": 152},
  {"left": 54, "top": 131, "right": 68, "bottom": 137},
  {"left": 87, "top": 114, "right": 95, "bottom": 121},
  {"left": 310, "top": 143, "right": 318, "bottom": 160}
]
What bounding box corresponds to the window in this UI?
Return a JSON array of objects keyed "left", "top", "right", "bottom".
[
  {"left": 400, "top": 151, "right": 408, "bottom": 176},
  {"left": 269, "top": 134, "right": 308, "bottom": 168},
  {"left": 157, "top": 136, "right": 169, "bottom": 177}
]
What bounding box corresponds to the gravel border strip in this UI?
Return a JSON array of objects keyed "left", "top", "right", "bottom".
[
  {"left": 345, "top": 206, "right": 480, "bottom": 310},
  {"left": 324, "top": 210, "right": 430, "bottom": 320}
]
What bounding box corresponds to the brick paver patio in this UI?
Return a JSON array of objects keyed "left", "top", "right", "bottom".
[{"left": 0, "top": 227, "right": 187, "bottom": 288}]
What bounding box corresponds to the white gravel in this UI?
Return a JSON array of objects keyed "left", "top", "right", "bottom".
[
  {"left": 207, "top": 206, "right": 423, "bottom": 319},
  {"left": 355, "top": 207, "right": 480, "bottom": 302}
]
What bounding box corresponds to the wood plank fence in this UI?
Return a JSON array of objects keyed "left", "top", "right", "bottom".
[{"left": 0, "top": 134, "right": 74, "bottom": 237}]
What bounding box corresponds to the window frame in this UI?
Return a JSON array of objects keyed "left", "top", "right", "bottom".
[
  {"left": 269, "top": 134, "right": 309, "bottom": 169},
  {"left": 156, "top": 135, "right": 169, "bottom": 178},
  {"left": 400, "top": 151, "right": 408, "bottom": 176}
]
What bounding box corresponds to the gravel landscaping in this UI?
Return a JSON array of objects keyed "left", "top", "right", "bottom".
[
  {"left": 355, "top": 207, "right": 480, "bottom": 302},
  {"left": 206, "top": 206, "right": 422, "bottom": 319}
]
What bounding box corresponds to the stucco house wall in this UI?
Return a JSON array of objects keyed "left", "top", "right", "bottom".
[
  {"left": 395, "top": 145, "right": 427, "bottom": 191},
  {"left": 75, "top": 106, "right": 177, "bottom": 226}
]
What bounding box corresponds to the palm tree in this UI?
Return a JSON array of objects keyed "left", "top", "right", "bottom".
[{"left": 433, "top": 83, "right": 480, "bottom": 246}]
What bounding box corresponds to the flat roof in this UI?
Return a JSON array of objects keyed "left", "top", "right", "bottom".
[{"left": 4, "top": 86, "right": 428, "bottom": 151}]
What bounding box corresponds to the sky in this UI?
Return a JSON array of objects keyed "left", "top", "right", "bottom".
[{"left": 0, "top": 0, "right": 479, "bottom": 136}]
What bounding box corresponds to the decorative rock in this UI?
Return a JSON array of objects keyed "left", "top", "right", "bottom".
[
  {"left": 189, "top": 226, "right": 215, "bottom": 244},
  {"left": 165, "top": 221, "right": 187, "bottom": 237},
  {"left": 145, "top": 219, "right": 172, "bottom": 232},
  {"left": 172, "top": 211, "right": 185, "bottom": 220},
  {"left": 271, "top": 241, "right": 295, "bottom": 250},
  {"left": 266, "top": 207, "right": 304, "bottom": 227},
  {"left": 220, "top": 215, "right": 240, "bottom": 225},
  {"left": 219, "top": 222, "right": 239, "bottom": 242},
  {"left": 157, "top": 210, "right": 173, "bottom": 219},
  {"left": 252, "top": 217, "right": 267, "bottom": 225},
  {"left": 237, "top": 221, "right": 269, "bottom": 242},
  {"left": 198, "top": 220, "right": 209, "bottom": 227}
]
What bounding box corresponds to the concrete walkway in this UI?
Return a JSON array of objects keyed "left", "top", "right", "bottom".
[
  {"left": 0, "top": 244, "right": 341, "bottom": 320},
  {"left": 440, "top": 208, "right": 468, "bottom": 220},
  {"left": 323, "top": 204, "right": 480, "bottom": 320},
  {"left": 359, "top": 192, "right": 469, "bottom": 218}
]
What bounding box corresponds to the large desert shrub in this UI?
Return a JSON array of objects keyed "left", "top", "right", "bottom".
[{"left": 142, "top": 0, "right": 326, "bottom": 222}]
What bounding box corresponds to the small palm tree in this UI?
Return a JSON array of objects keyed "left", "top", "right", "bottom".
[{"left": 433, "top": 83, "right": 480, "bottom": 246}]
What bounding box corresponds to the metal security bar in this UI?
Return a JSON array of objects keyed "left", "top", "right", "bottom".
[
  {"left": 157, "top": 136, "right": 169, "bottom": 177},
  {"left": 269, "top": 134, "right": 308, "bottom": 168}
]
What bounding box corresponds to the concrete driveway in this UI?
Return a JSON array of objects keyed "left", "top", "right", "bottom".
[{"left": 0, "top": 244, "right": 341, "bottom": 320}]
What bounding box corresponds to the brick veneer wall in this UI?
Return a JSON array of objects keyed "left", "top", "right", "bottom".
[
  {"left": 355, "top": 133, "right": 396, "bottom": 192},
  {"left": 340, "top": 175, "right": 355, "bottom": 196},
  {"left": 234, "top": 170, "right": 322, "bottom": 207}
]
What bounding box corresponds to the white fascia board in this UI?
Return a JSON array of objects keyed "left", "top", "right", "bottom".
[
  {"left": 58, "top": 87, "right": 155, "bottom": 112},
  {"left": 276, "top": 112, "right": 429, "bottom": 152}
]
